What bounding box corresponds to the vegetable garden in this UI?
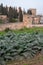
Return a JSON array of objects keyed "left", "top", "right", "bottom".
[{"left": 0, "top": 31, "right": 43, "bottom": 65}]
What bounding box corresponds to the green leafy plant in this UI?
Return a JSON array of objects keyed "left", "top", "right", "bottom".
[{"left": 0, "top": 31, "right": 43, "bottom": 65}]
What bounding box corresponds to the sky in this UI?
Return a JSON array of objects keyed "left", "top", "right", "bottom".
[{"left": 0, "top": 0, "right": 43, "bottom": 15}]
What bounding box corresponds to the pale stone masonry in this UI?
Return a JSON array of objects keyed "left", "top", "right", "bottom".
[
  {"left": 23, "top": 8, "right": 42, "bottom": 27},
  {"left": 0, "top": 8, "right": 43, "bottom": 31},
  {"left": 0, "top": 15, "right": 8, "bottom": 23},
  {"left": 0, "top": 15, "right": 7, "bottom": 20},
  {"left": 23, "top": 14, "right": 41, "bottom": 27}
]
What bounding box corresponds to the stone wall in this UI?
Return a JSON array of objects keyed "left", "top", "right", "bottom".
[
  {"left": 33, "top": 17, "right": 40, "bottom": 24},
  {"left": 23, "top": 14, "right": 41, "bottom": 26},
  {"left": 0, "top": 15, "right": 7, "bottom": 20},
  {"left": 0, "top": 22, "right": 43, "bottom": 31},
  {"left": 0, "top": 14, "right": 42, "bottom": 31},
  {"left": 0, "top": 23, "right": 24, "bottom": 31}
]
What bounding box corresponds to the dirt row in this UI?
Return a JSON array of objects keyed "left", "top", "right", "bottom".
[{"left": 7, "top": 54, "right": 43, "bottom": 65}]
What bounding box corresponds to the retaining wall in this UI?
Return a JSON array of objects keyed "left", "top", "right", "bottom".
[{"left": 0, "top": 22, "right": 43, "bottom": 31}]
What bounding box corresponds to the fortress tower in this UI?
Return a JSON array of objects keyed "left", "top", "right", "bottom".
[{"left": 29, "top": 8, "right": 36, "bottom": 15}]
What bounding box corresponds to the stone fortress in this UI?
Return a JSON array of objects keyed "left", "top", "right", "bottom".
[
  {"left": 0, "top": 8, "right": 43, "bottom": 31},
  {"left": 23, "top": 8, "right": 43, "bottom": 27},
  {"left": 0, "top": 8, "right": 43, "bottom": 25}
]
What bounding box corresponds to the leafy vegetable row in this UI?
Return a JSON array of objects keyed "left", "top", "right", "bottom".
[{"left": 0, "top": 31, "right": 43, "bottom": 65}]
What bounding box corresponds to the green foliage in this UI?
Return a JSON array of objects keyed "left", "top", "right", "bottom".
[
  {"left": 9, "top": 18, "right": 18, "bottom": 22},
  {"left": 0, "top": 19, "right": 3, "bottom": 24},
  {"left": 0, "top": 3, "right": 8, "bottom": 16},
  {"left": 19, "top": 7, "right": 23, "bottom": 22},
  {"left": 24, "top": 64, "right": 27, "bottom": 65},
  {"left": 0, "top": 31, "right": 43, "bottom": 65},
  {"left": 13, "top": 27, "right": 43, "bottom": 34},
  {"left": 0, "top": 3, "right": 18, "bottom": 21},
  {"left": 27, "top": 10, "right": 32, "bottom": 15},
  {"left": 4, "top": 28, "right": 11, "bottom": 32}
]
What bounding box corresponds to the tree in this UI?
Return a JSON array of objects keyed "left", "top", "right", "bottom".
[
  {"left": 0, "top": 3, "right": 3, "bottom": 14},
  {"left": 0, "top": 4, "right": 8, "bottom": 16},
  {"left": 13, "top": 7, "right": 18, "bottom": 18},
  {"left": 8, "top": 7, "right": 14, "bottom": 18},
  {"left": 5, "top": 6, "right": 8, "bottom": 16},
  {"left": 0, "top": 5, "right": 1, "bottom": 14},
  {"left": 23, "top": 9, "right": 26, "bottom": 14},
  {"left": 27, "top": 10, "right": 32, "bottom": 15},
  {"left": 19, "top": 7, "right": 23, "bottom": 22},
  {"left": 8, "top": 7, "right": 14, "bottom": 21}
]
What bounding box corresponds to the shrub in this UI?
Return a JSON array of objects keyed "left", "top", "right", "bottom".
[
  {"left": 24, "top": 64, "right": 27, "bottom": 65},
  {"left": 4, "top": 28, "right": 11, "bottom": 32},
  {"left": 0, "top": 19, "right": 3, "bottom": 24},
  {"left": 9, "top": 18, "right": 18, "bottom": 22}
]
